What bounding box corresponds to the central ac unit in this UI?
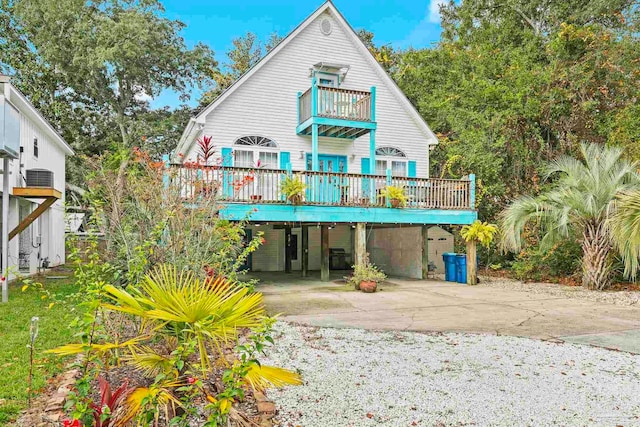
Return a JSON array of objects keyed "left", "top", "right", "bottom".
[{"left": 26, "top": 169, "right": 54, "bottom": 187}]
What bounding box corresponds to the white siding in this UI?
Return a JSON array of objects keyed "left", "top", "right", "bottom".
[
  {"left": 184, "top": 9, "right": 431, "bottom": 177},
  {"left": 0, "top": 97, "right": 68, "bottom": 277}
]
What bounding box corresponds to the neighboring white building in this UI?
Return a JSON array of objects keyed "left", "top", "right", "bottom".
[
  {"left": 0, "top": 75, "right": 74, "bottom": 278},
  {"left": 172, "top": 2, "right": 476, "bottom": 279}
]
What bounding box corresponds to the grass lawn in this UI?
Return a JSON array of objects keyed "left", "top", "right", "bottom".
[{"left": 0, "top": 271, "right": 78, "bottom": 426}]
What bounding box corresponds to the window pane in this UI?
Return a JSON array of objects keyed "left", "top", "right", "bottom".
[
  {"left": 234, "top": 150, "right": 253, "bottom": 167},
  {"left": 259, "top": 151, "right": 278, "bottom": 168},
  {"left": 375, "top": 160, "right": 387, "bottom": 175},
  {"left": 391, "top": 161, "right": 407, "bottom": 176}
]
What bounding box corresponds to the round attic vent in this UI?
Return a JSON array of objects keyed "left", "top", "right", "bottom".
[{"left": 319, "top": 18, "right": 332, "bottom": 35}]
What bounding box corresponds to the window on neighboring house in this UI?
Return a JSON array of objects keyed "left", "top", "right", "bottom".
[
  {"left": 375, "top": 146, "right": 408, "bottom": 176},
  {"left": 33, "top": 137, "right": 38, "bottom": 158},
  {"left": 233, "top": 136, "right": 279, "bottom": 168}
]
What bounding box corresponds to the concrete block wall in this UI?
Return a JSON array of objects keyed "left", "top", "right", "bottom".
[{"left": 368, "top": 226, "right": 423, "bottom": 279}]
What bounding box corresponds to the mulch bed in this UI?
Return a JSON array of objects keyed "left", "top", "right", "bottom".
[{"left": 481, "top": 268, "right": 640, "bottom": 291}]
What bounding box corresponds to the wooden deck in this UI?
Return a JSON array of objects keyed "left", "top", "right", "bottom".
[{"left": 170, "top": 166, "right": 473, "bottom": 210}]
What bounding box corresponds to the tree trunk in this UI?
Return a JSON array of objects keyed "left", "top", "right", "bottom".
[{"left": 581, "top": 222, "right": 611, "bottom": 290}]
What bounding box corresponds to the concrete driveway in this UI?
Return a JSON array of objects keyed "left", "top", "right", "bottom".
[{"left": 256, "top": 273, "right": 640, "bottom": 353}]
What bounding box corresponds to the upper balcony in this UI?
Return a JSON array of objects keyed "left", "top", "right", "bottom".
[{"left": 296, "top": 85, "right": 376, "bottom": 139}]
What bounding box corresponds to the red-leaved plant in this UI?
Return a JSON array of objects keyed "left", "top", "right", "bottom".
[
  {"left": 90, "top": 376, "right": 134, "bottom": 427},
  {"left": 197, "top": 135, "right": 215, "bottom": 165}
]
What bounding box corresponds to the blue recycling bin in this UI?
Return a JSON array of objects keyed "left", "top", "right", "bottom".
[
  {"left": 442, "top": 253, "right": 457, "bottom": 282},
  {"left": 455, "top": 254, "right": 467, "bottom": 284}
]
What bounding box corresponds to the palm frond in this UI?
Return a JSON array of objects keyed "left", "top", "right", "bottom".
[
  {"left": 118, "top": 381, "right": 183, "bottom": 426},
  {"left": 243, "top": 363, "right": 302, "bottom": 391},
  {"left": 609, "top": 190, "right": 640, "bottom": 279},
  {"left": 47, "top": 336, "right": 145, "bottom": 356},
  {"left": 100, "top": 265, "right": 266, "bottom": 372},
  {"left": 124, "top": 346, "right": 176, "bottom": 377}
]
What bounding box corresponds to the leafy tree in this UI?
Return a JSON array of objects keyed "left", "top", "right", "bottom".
[
  {"left": 394, "top": 0, "right": 640, "bottom": 221},
  {"left": 500, "top": 143, "right": 640, "bottom": 290},
  {"left": 357, "top": 29, "right": 398, "bottom": 73},
  {"left": 12, "top": 0, "right": 216, "bottom": 147}
]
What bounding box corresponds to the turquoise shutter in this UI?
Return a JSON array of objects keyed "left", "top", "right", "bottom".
[
  {"left": 361, "top": 158, "right": 370, "bottom": 198},
  {"left": 280, "top": 151, "right": 291, "bottom": 170},
  {"left": 221, "top": 147, "right": 233, "bottom": 198},
  {"left": 279, "top": 152, "right": 291, "bottom": 201},
  {"left": 407, "top": 161, "right": 417, "bottom": 207},
  {"left": 408, "top": 161, "right": 417, "bottom": 177},
  {"left": 361, "top": 158, "right": 370, "bottom": 174},
  {"left": 221, "top": 147, "right": 233, "bottom": 166}
]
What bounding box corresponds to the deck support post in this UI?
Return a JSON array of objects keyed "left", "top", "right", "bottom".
[
  {"left": 312, "top": 124, "right": 319, "bottom": 172},
  {"left": 311, "top": 121, "right": 319, "bottom": 204},
  {"left": 320, "top": 225, "right": 329, "bottom": 282},
  {"left": 421, "top": 226, "right": 430, "bottom": 279},
  {"left": 2, "top": 158, "right": 9, "bottom": 303},
  {"left": 466, "top": 240, "right": 477, "bottom": 285},
  {"left": 311, "top": 76, "right": 319, "bottom": 174},
  {"left": 369, "top": 129, "right": 376, "bottom": 203},
  {"left": 284, "top": 226, "right": 292, "bottom": 273},
  {"left": 354, "top": 222, "right": 366, "bottom": 267},
  {"left": 301, "top": 225, "right": 309, "bottom": 277}
]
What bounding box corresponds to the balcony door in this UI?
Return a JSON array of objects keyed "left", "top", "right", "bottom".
[{"left": 306, "top": 154, "right": 347, "bottom": 204}]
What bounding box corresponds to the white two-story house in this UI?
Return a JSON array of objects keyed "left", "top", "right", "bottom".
[
  {"left": 0, "top": 75, "right": 74, "bottom": 280},
  {"left": 171, "top": 1, "right": 476, "bottom": 280}
]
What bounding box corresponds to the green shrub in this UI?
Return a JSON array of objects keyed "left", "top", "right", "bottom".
[{"left": 510, "top": 238, "right": 582, "bottom": 281}]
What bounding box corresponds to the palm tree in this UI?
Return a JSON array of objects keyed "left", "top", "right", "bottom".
[
  {"left": 608, "top": 191, "right": 640, "bottom": 280},
  {"left": 500, "top": 143, "right": 640, "bottom": 290}
]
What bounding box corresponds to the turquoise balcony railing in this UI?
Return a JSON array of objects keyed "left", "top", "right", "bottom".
[{"left": 170, "top": 165, "right": 474, "bottom": 210}]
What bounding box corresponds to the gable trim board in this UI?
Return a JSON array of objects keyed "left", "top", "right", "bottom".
[{"left": 174, "top": 1, "right": 437, "bottom": 161}]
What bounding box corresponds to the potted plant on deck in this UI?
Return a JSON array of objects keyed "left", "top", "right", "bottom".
[
  {"left": 280, "top": 175, "right": 307, "bottom": 205},
  {"left": 348, "top": 256, "right": 387, "bottom": 293},
  {"left": 380, "top": 185, "right": 408, "bottom": 208}
]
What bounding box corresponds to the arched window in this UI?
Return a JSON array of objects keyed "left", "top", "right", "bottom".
[
  {"left": 375, "top": 147, "right": 406, "bottom": 157},
  {"left": 233, "top": 136, "right": 279, "bottom": 168},
  {"left": 234, "top": 136, "right": 278, "bottom": 148},
  {"left": 375, "top": 146, "right": 408, "bottom": 176}
]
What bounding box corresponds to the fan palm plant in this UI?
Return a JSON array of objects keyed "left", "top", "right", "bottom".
[
  {"left": 49, "top": 266, "right": 301, "bottom": 423},
  {"left": 608, "top": 191, "right": 640, "bottom": 280},
  {"left": 500, "top": 143, "right": 640, "bottom": 290}
]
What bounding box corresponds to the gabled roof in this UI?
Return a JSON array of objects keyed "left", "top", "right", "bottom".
[
  {"left": 174, "top": 1, "right": 438, "bottom": 159},
  {"left": 1, "top": 75, "right": 74, "bottom": 156}
]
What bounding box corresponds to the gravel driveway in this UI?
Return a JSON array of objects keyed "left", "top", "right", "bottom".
[{"left": 265, "top": 322, "right": 640, "bottom": 427}]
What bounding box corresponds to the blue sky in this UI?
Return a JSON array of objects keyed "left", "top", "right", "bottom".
[{"left": 153, "top": 0, "right": 445, "bottom": 108}]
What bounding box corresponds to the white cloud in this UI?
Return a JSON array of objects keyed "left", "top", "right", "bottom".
[
  {"left": 134, "top": 91, "right": 153, "bottom": 103},
  {"left": 428, "top": 0, "right": 446, "bottom": 23}
]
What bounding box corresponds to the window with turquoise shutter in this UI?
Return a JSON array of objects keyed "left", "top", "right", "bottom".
[{"left": 375, "top": 147, "right": 409, "bottom": 176}]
